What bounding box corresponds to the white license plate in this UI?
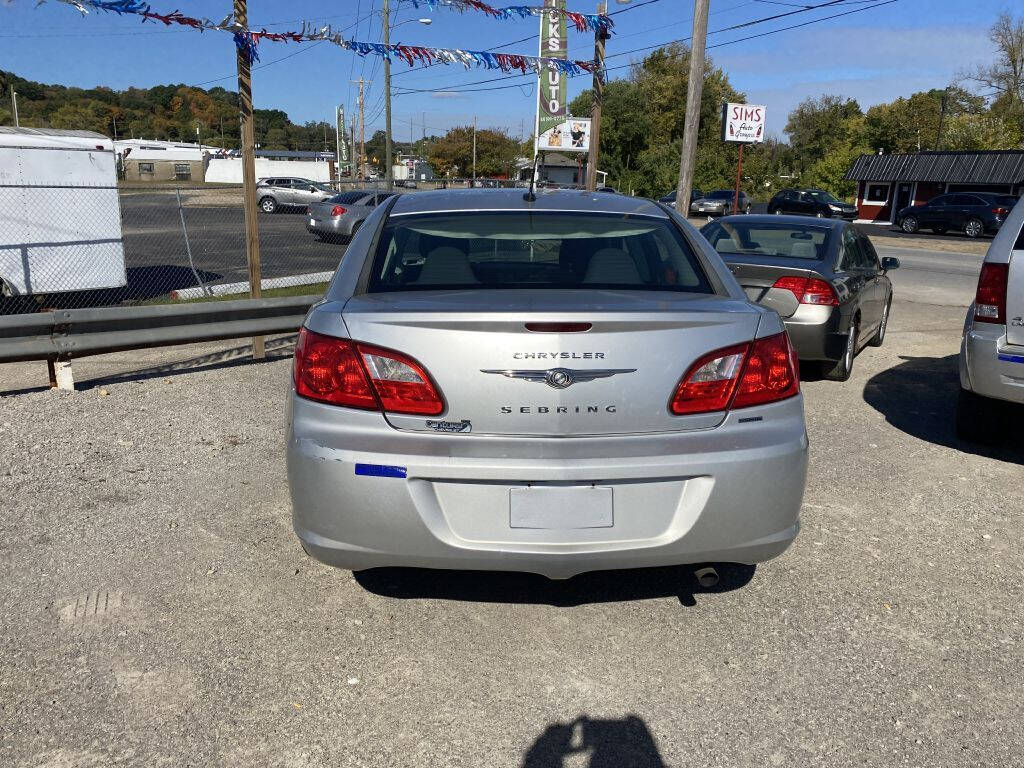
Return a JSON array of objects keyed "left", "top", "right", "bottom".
[
  {"left": 309, "top": 218, "right": 316, "bottom": 226},
  {"left": 509, "top": 486, "right": 613, "bottom": 529}
]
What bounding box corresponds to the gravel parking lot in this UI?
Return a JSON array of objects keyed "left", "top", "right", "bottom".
[{"left": 1, "top": 247, "right": 1022, "bottom": 767}]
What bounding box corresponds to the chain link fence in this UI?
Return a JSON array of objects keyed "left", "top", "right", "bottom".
[
  {"left": 0, "top": 182, "right": 365, "bottom": 316},
  {"left": 0, "top": 178, "right": 539, "bottom": 317}
]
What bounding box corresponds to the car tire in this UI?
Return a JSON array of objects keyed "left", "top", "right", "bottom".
[
  {"left": 964, "top": 217, "right": 984, "bottom": 238},
  {"left": 956, "top": 388, "right": 1003, "bottom": 443},
  {"left": 815, "top": 211, "right": 825, "bottom": 218},
  {"left": 822, "top": 320, "right": 857, "bottom": 381},
  {"left": 744, "top": 205, "right": 751, "bottom": 214},
  {"left": 259, "top": 196, "right": 277, "bottom": 214},
  {"left": 901, "top": 216, "right": 919, "bottom": 234},
  {"left": 868, "top": 297, "right": 891, "bottom": 347},
  {"left": 772, "top": 208, "right": 782, "bottom": 215}
]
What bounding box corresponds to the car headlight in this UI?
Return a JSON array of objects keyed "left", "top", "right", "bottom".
[{"left": 828, "top": 204, "right": 842, "bottom": 211}]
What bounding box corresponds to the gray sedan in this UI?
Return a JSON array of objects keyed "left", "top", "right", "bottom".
[
  {"left": 700, "top": 215, "right": 899, "bottom": 381},
  {"left": 691, "top": 190, "right": 752, "bottom": 216},
  {"left": 287, "top": 189, "right": 808, "bottom": 580},
  {"left": 306, "top": 190, "right": 398, "bottom": 241}
]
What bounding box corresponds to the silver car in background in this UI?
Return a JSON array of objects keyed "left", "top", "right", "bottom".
[
  {"left": 691, "top": 190, "right": 752, "bottom": 216},
  {"left": 958, "top": 195, "right": 1024, "bottom": 442},
  {"left": 306, "top": 190, "right": 397, "bottom": 241},
  {"left": 287, "top": 190, "right": 807, "bottom": 580},
  {"left": 256, "top": 177, "right": 334, "bottom": 213}
]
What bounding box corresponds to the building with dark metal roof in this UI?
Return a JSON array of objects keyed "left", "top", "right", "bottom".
[{"left": 845, "top": 150, "right": 1024, "bottom": 224}]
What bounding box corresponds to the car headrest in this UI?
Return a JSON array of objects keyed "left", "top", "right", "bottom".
[
  {"left": 416, "top": 247, "right": 478, "bottom": 284},
  {"left": 583, "top": 248, "right": 643, "bottom": 284}
]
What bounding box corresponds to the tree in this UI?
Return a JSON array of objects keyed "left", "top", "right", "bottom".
[
  {"left": 784, "top": 95, "right": 862, "bottom": 170},
  {"left": 966, "top": 12, "right": 1024, "bottom": 144},
  {"left": 427, "top": 126, "right": 520, "bottom": 177}
]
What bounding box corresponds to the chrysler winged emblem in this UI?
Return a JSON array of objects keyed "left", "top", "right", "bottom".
[{"left": 480, "top": 367, "right": 636, "bottom": 390}]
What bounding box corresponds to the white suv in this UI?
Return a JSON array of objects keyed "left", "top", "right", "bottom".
[{"left": 958, "top": 195, "right": 1024, "bottom": 441}]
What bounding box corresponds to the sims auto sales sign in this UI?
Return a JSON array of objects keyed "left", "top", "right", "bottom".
[{"left": 722, "top": 103, "right": 766, "bottom": 143}]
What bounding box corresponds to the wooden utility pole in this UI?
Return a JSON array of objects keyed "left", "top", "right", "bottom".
[
  {"left": 585, "top": 1, "right": 607, "bottom": 192},
  {"left": 234, "top": 0, "right": 264, "bottom": 359},
  {"left": 350, "top": 78, "right": 368, "bottom": 178},
  {"left": 382, "top": 0, "right": 394, "bottom": 190},
  {"left": 350, "top": 114, "right": 358, "bottom": 182},
  {"left": 675, "top": 0, "right": 710, "bottom": 219}
]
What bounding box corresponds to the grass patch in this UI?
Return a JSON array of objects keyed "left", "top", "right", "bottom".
[{"left": 144, "top": 282, "right": 328, "bottom": 305}]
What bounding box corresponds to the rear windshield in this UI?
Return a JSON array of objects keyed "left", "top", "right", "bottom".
[
  {"left": 706, "top": 190, "right": 736, "bottom": 200},
  {"left": 366, "top": 212, "right": 713, "bottom": 293},
  {"left": 330, "top": 191, "right": 371, "bottom": 205},
  {"left": 702, "top": 220, "right": 833, "bottom": 260}
]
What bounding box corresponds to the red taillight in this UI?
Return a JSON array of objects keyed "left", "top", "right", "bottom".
[
  {"left": 330, "top": 205, "right": 346, "bottom": 217},
  {"left": 525, "top": 322, "right": 592, "bottom": 333},
  {"left": 731, "top": 332, "right": 800, "bottom": 409},
  {"left": 992, "top": 207, "right": 1009, "bottom": 216},
  {"left": 670, "top": 332, "right": 799, "bottom": 415},
  {"left": 772, "top": 276, "right": 839, "bottom": 305},
  {"left": 974, "top": 262, "right": 1008, "bottom": 324},
  {"left": 293, "top": 329, "right": 444, "bottom": 415}
]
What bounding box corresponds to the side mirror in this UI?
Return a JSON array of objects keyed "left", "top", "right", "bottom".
[{"left": 881, "top": 257, "right": 900, "bottom": 271}]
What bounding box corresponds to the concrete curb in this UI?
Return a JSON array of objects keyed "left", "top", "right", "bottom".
[{"left": 170, "top": 271, "right": 334, "bottom": 301}]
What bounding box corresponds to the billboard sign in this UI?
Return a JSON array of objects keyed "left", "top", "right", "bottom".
[
  {"left": 336, "top": 105, "right": 348, "bottom": 164},
  {"left": 722, "top": 103, "right": 766, "bottom": 143},
  {"left": 535, "top": 0, "right": 567, "bottom": 151},
  {"left": 538, "top": 118, "right": 591, "bottom": 153}
]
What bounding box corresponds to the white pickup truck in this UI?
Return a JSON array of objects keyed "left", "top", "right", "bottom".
[{"left": 0, "top": 127, "right": 127, "bottom": 297}]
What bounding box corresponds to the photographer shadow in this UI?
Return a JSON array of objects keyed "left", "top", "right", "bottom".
[
  {"left": 522, "top": 715, "right": 666, "bottom": 768},
  {"left": 354, "top": 562, "right": 755, "bottom": 607}
]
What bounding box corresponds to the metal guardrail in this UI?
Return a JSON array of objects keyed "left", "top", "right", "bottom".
[{"left": 0, "top": 295, "right": 320, "bottom": 365}]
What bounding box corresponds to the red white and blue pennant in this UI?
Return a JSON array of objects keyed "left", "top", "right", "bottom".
[{"left": 45, "top": 0, "right": 604, "bottom": 77}]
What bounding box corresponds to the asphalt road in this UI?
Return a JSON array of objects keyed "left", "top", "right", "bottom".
[{"left": 2, "top": 246, "right": 1021, "bottom": 767}]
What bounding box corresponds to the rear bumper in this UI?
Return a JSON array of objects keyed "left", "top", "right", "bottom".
[
  {"left": 306, "top": 216, "right": 354, "bottom": 236},
  {"left": 959, "top": 315, "right": 1024, "bottom": 405},
  {"left": 287, "top": 394, "right": 807, "bottom": 579},
  {"left": 783, "top": 304, "right": 847, "bottom": 362}
]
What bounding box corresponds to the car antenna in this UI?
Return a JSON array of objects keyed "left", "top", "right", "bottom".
[{"left": 523, "top": 151, "right": 540, "bottom": 202}]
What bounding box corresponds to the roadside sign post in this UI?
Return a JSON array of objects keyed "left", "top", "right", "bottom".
[
  {"left": 234, "top": 0, "right": 264, "bottom": 360},
  {"left": 585, "top": 1, "right": 607, "bottom": 192},
  {"left": 722, "top": 102, "right": 766, "bottom": 216}
]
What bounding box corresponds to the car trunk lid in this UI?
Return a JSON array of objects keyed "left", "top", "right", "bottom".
[
  {"left": 720, "top": 254, "right": 829, "bottom": 318},
  {"left": 341, "top": 290, "right": 762, "bottom": 436}
]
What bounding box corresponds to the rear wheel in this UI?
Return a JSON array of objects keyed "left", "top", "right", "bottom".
[
  {"left": 772, "top": 208, "right": 783, "bottom": 215},
  {"left": 815, "top": 211, "right": 826, "bottom": 218},
  {"left": 744, "top": 204, "right": 751, "bottom": 214},
  {"left": 956, "top": 388, "right": 1002, "bottom": 443},
  {"left": 868, "top": 297, "right": 891, "bottom": 347},
  {"left": 822, "top": 320, "right": 857, "bottom": 381},
  {"left": 259, "top": 196, "right": 277, "bottom": 214},
  {"left": 964, "top": 217, "right": 984, "bottom": 238},
  {"left": 901, "top": 216, "right": 919, "bottom": 233}
]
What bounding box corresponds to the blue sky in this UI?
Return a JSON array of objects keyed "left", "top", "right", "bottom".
[{"left": 0, "top": 0, "right": 1010, "bottom": 141}]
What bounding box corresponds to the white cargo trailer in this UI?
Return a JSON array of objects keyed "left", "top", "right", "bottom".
[{"left": 0, "top": 127, "right": 127, "bottom": 296}]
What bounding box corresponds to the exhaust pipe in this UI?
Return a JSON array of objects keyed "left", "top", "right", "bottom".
[{"left": 694, "top": 566, "right": 719, "bottom": 589}]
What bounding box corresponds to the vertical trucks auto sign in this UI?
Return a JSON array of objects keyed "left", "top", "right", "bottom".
[
  {"left": 535, "top": 0, "right": 567, "bottom": 153},
  {"left": 722, "top": 103, "right": 767, "bottom": 143}
]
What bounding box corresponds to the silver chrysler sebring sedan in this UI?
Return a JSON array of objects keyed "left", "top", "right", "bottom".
[{"left": 287, "top": 189, "right": 808, "bottom": 580}]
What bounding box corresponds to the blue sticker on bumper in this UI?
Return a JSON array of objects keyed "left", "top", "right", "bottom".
[
  {"left": 998, "top": 353, "right": 1024, "bottom": 365},
  {"left": 354, "top": 463, "right": 408, "bottom": 479}
]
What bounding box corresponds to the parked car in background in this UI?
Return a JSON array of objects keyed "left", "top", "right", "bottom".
[
  {"left": 596, "top": 186, "right": 619, "bottom": 194},
  {"left": 657, "top": 188, "right": 703, "bottom": 208},
  {"left": 306, "top": 190, "right": 398, "bottom": 240},
  {"left": 768, "top": 189, "right": 857, "bottom": 219},
  {"left": 691, "top": 190, "right": 752, "bottom": 216},
  {"left": 700, "top": 214, "right": 899, "bottom": 381},
  {"left": 895, "top": 192, "right": 1018, "bottom": 238},
  {"left": 957, "top": 196, "right": 1024, "bottom": 441},
  {"left": 257, "top": 177, "right": 334, "bottom": 213},
  {"left": 288, "top": 189, "right": 807, "bottom": 580}
]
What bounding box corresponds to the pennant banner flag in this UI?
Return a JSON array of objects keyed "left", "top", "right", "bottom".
[
  {"left": 410, "top": 1, "right": 614, "bottom": 35},
  {"left": 49, "top": 0, "right": 603, "bottom": 76}
]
